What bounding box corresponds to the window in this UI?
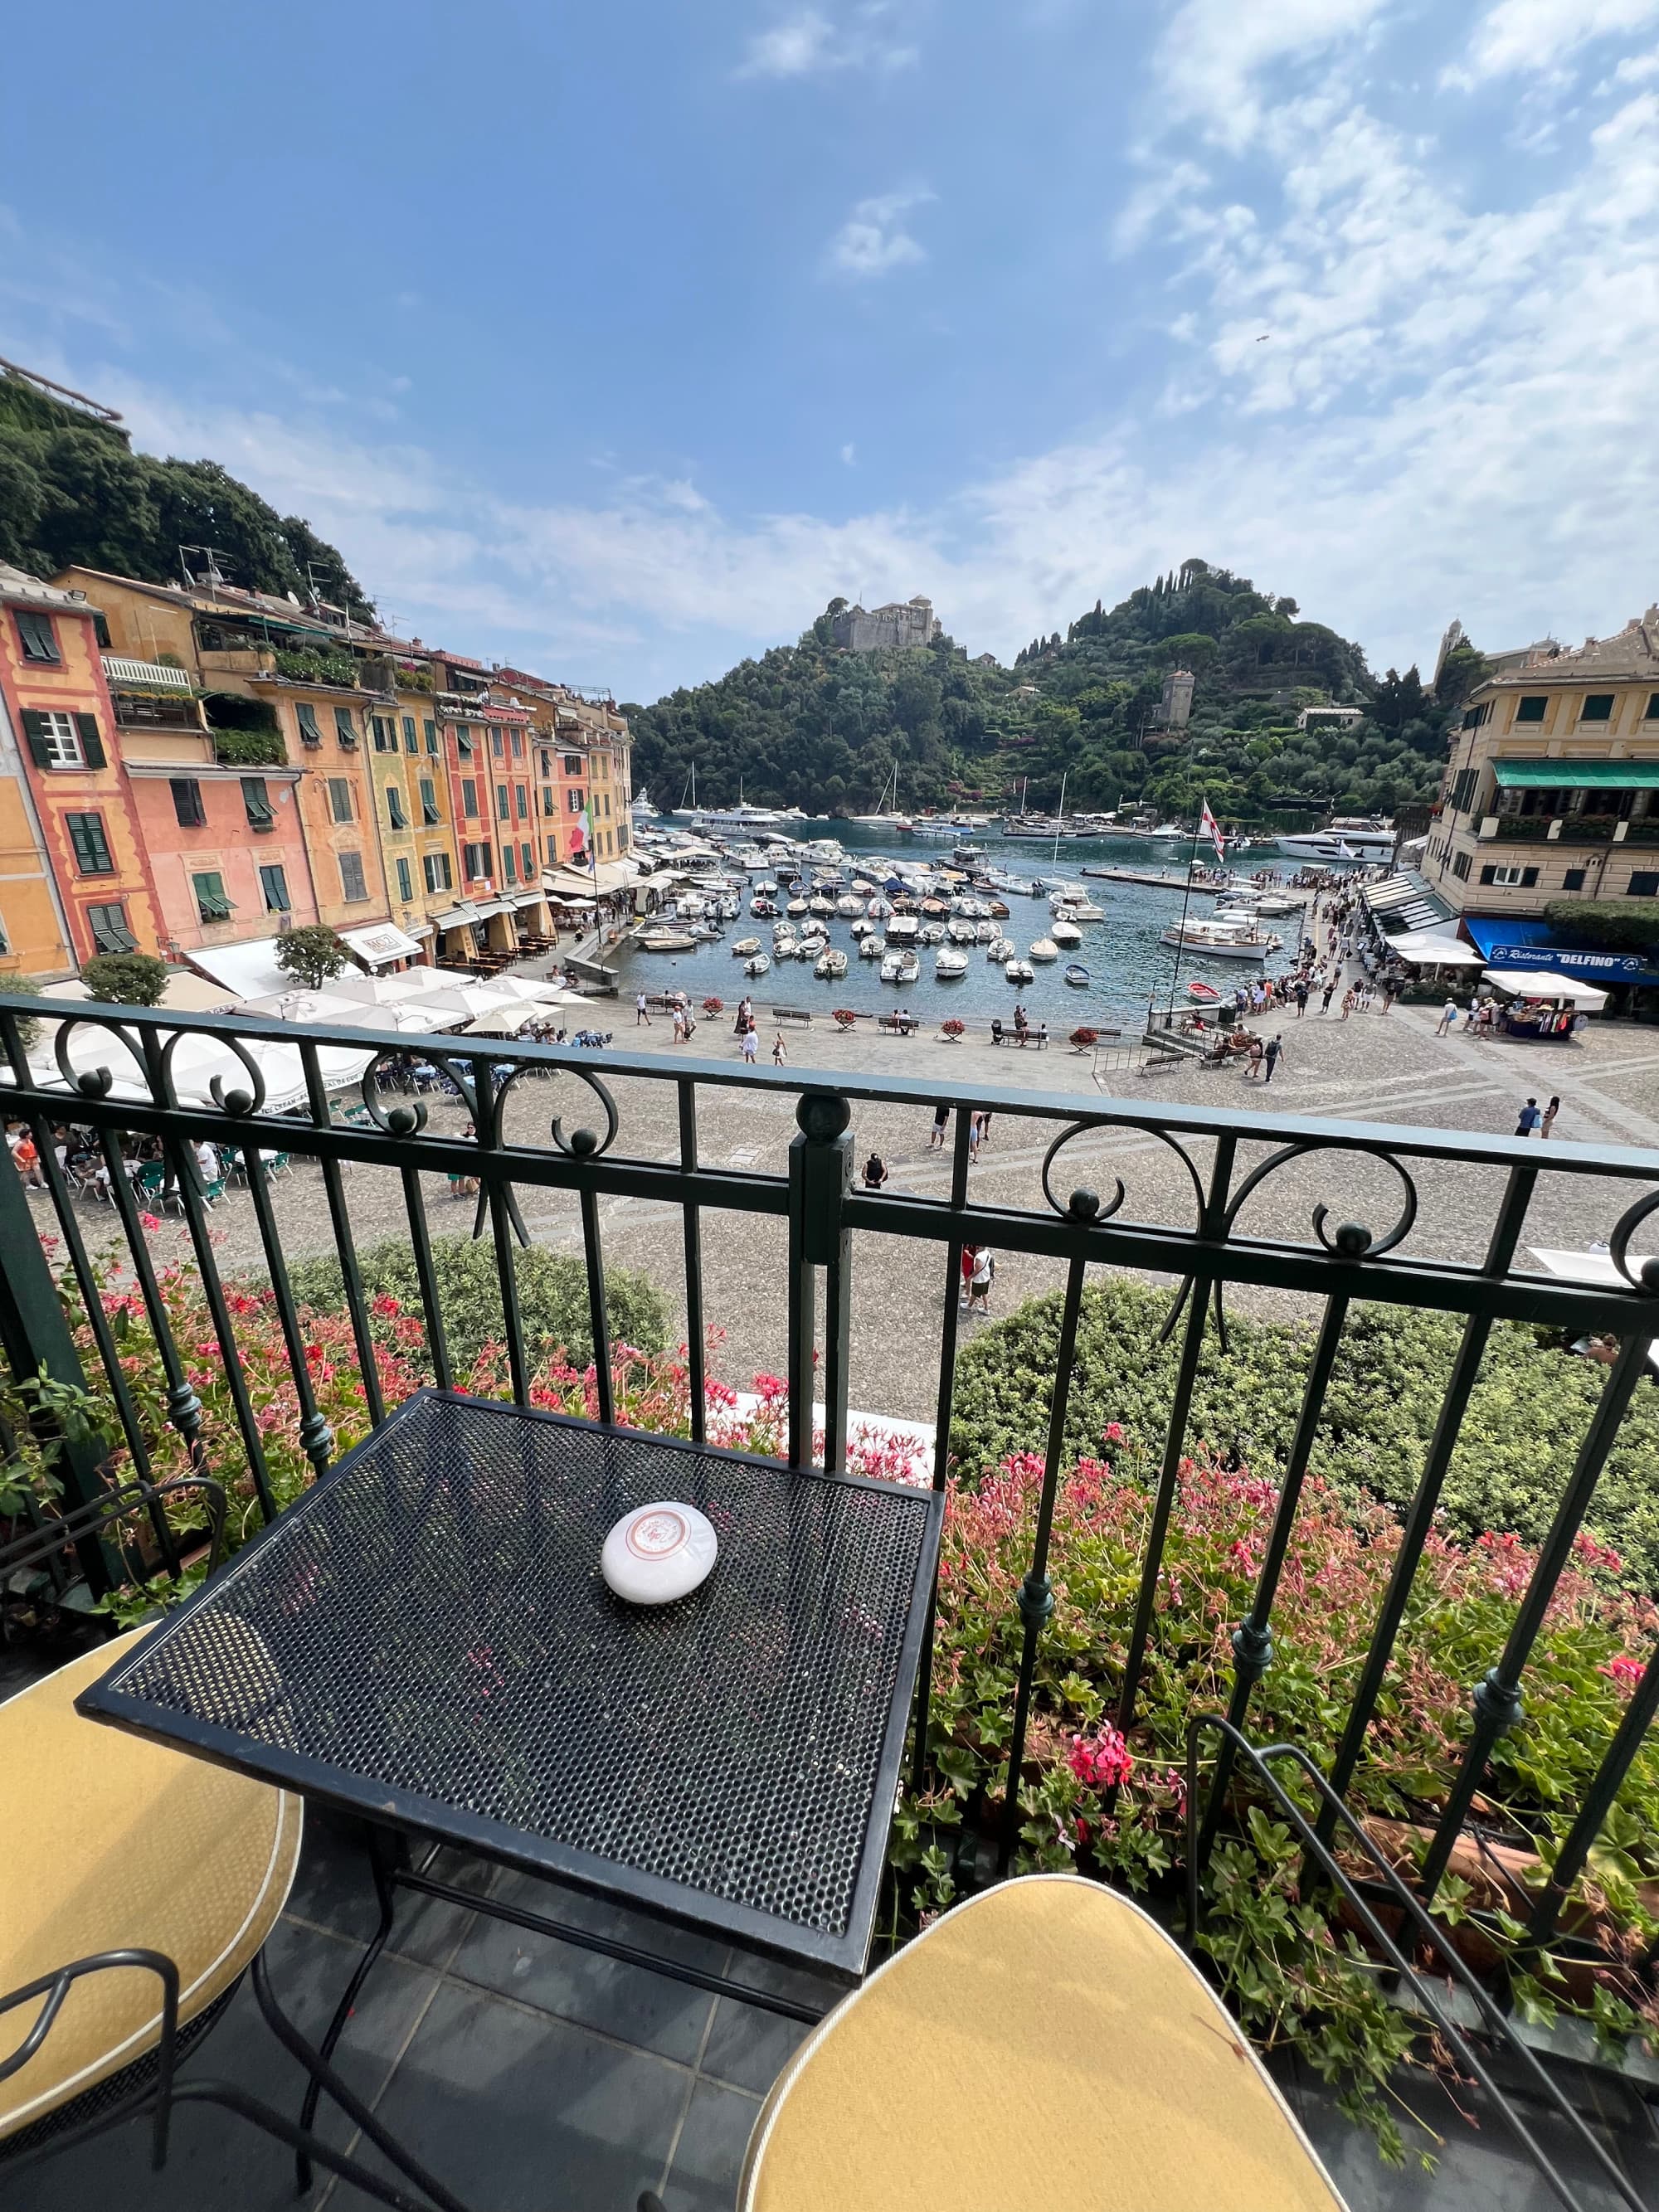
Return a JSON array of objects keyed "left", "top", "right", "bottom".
[
  {"left": 464, "top": 842, "right": 491, "bottom": 881},
  {"left": 1646, "top": 694, "right": 1659, "bottom": 722},
  {"left": 1627, "top": 873, "right": 1659, "bottom": 897},
  {"left": 192, "top": 870, "right": 233, "bottom": 921},
  {"left": 460, "top": 777, "right": 479, "bottom": 818},
  {"left": 1447, "top": 766, "right": 1478, "bottom": 812},
  {"left": 419, "top": 776, "right": 440, "bottom": 825},
  {"left": 455, "top": 724, "right": 474, "bottom": 757},
  {"left": 339, "top": 851, "right": 368, "bottom": 902},
  {"left": 1459, "top": 702, "right": 1491, "bottom": 730},
  {"left": 616, "top": 824, "right": 629, "bottom": 853},
  {"left": 1479, "top": 864, "right": 1538, "bottom": 887},
  {"left": 335, "top": 707, "right": 358, "bottom": 748},
  {"left": 295, "top": 702, "right": 323, "bottom": 747},
  {"left": 260, "top": 863, "right": 291, "bottom": 913},
  {"left": 520, "top": 841, "right": 534, "bottom": 879},
  {"left": 396, "top": 857, "right": 413, "bottom": 902},
  {"left": 14, "top": 608, "right": 59, "bottom": 664},
  {"left": 1562, "top": 868, "right": 1587, "bottom": 890},
  {"left": 1580, "top": 694, "right": 1615, "bottom": 723},
  {"left": 372, "top": 714, "right": 396, "bottom": 752},
  {"left": 503, "top": 843, "right": 518, "bottom": 883},
  {"left": 545, "top": 836, "right": 557, "bottom": 865},
  {"left": 423, "top": 851, "right": 453, "bottom": 894},
  {"left": 538, "top": 750, "right": 551, "bottom": 779},
  {"left": 92, "top": 612, "right": 112, "bottom": 649},
  {"left": 1451, "top": 850, "right": 1472, "bottom": 880},
  {"left": 402, "top": 715, "right": 419, "bottom": 754},
  {"left": 1515, "top": 695, "right": 1548, "bottom": 724},
  {"left": 241, "top": 775, "right": 275, "bottom": 829},
  {"left": 328, "top": 776, "right": 353, "bottom": 824},
  {"left": 170, "top": 777, "right": 206, "bottom": 827},
  {"left": 424, "top": 718, "right": 438, "bottom": 754},
  {"left": 515, "top": 783, "right": 528, "bottom": 819},
  {"left": 510, "top": 729, "right": 523, "bottom": 758},
  {"left": 86, "top": 902, "right": 136, "bottom": 953},
  {"left": 541, "top": 787, "right": 552, "bottom": 815},
  {"left": 22, "top": 708, "right": 105, "bottom": 769},
  {"left": 496, "top": 783, "right": 511, "bottom": 820},
  {"left": 489, "top": 727, "right": 504, "bottom": 756},
  {"left": 563, "top": 754, "right": 583, "bottom": 776},
  {"left": 566, "top": 788, "right": 584, "bottom": 814},
  {"left": 66, "top": 812, "right": 113, "bottom": 874},
  {"left": 386, "top": 784, "right": 408, "bottom": 830}
]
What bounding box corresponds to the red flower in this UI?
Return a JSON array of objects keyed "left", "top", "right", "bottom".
[
  {"left": 1068, "top": 1726, "right": 1133, "bottom": 1791},
  {"left": 371, "top": 1293, "right": 401, "bottom": 1319},
  {"left": 1602, "top": 1655, "right": 1645, "bottom": 1688}
]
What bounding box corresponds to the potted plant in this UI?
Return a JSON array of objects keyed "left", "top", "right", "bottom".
[
  {"left": 833, "top": 1008, "right": 859, "bottom": 1030},
  {"left": 1069, "top": 1027, "right": 1099, "bottom": 1053},
  {"left": 940, "top": 1018, "right": 966, "bottom": 1042},
  {"left": 702, "top": 996, "right": 724, "bottom": 1015}
]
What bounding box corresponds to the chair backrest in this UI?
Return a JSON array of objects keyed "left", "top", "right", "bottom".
[{"left": 134, "top": 1163, "right": 166, "bottom": 1195}]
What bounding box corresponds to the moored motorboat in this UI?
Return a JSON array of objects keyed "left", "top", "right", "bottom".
[
  {"left": 935, "top": 950, "right": 969, "bottom": 978},
  {"left": 814, "top": 949, "right": 849, "bottom": 979},
  {"left": 1063, "top": 963, "right": 1090, "bottom": 987},
  {"left": 744, "top": 953, "right": 771, "bottom": 977},
  {"left": 1005, "top": 960, "right": 1035, "bottom": 984},
  {"left": 1050, "top": 919, "right": 1082, "bottom": 948},
  {"left": 1029, "top": 939, "right": 1058, "bottom": 962},
  {"left": 640, "top": 930, "right": 695, "bottom": 953},
  {"left": 732, "top": 936, "right": 761, "bottom": 956}
]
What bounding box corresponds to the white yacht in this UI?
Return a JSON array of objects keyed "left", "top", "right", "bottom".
[
  {"left": 1274, "top": 819, "right": 1395, "bottom": 865},
  {"left": 1051, "top": 919, "right": 1082, "bottom": 949},
  {"left": 1029, "top": 938, "right": 1059, "bottom": 963},
  {"left": 935, "top": 950, "right": 969, "bottom": 979}
]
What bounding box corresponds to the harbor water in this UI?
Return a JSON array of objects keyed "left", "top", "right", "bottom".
[{"left": 614, "top": 822, "right": 1316, "bottom": 1035}]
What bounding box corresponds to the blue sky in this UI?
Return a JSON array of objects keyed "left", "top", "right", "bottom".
[{"left": 3, "top": 0, "right": 1658, "bottom": 699}]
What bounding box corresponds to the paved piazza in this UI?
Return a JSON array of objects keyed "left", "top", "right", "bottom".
[{"left": 30, "top": 994, "right": 1659, "bottom": 1425}]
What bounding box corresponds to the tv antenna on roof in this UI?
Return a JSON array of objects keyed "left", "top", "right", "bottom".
[{"left": 179, "top": 544, "right": 230, "bottom": 592}]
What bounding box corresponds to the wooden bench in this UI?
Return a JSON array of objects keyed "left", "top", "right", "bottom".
[{"left": 771, "top": 1006, "right": 814, "bottom": 1026}]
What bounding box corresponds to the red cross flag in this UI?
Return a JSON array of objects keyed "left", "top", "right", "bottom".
[{"left": 1199, "top": 798, "right": 1226, "bottom": 863}]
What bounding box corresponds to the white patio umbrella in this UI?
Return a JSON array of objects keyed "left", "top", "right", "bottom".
[
  {"left": 331, "top": 970, "right": 471, "bottom": 1007},
  {"left": 465, "top": 1002, "right": 542, "bottom": 1036},
  {"left": 484, "top": 975, "right": 579, "bottom": 1005},
  {"left": 240, "top": 989, "right": 471, "bottom": 1036},
  {"left": 413, "top": 982, "right": 524, "bottom": 1024},
  {"left": 30, "top": 1022, "right": 374, "bottom": 1113}
]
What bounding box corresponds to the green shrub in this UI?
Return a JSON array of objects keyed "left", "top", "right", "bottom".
[
  {"left": 948, "top": 1277, "right": 1659, "bottom": 1586},
  {"left": 80, "top": 951, "right": 170, "bottom": 1006},
  {"left": 282, "top": 1232, "right": 669, "bottom": 1373}
]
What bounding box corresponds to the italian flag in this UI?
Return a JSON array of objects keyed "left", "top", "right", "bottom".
[{"left": 572, "top": 803, "right": 591, "bottom": 859}]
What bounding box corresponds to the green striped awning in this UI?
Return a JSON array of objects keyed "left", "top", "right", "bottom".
[{"left": 1492, "top": 759, "right": 1659, "bottom": 789}]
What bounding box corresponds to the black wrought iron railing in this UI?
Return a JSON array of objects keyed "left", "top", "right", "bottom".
[{"left": 2, "top": 991, "right": 1658, "bottom": 2142}]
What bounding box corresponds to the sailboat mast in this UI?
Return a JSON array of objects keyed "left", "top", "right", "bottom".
[{"left": 1052, "top": 771, "right": 1068, "bottom": 864}]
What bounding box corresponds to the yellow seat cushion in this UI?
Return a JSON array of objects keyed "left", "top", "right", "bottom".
[
  {"left": 0, "top": 1626, "right": 302, "bottom": 2141},
  {"left": 741, "top": 1874, "right": 1347, "bottom": 2212}
]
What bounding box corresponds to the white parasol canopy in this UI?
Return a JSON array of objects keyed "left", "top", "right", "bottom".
[
  {"left": 27, "top": 1019, "right": 374, "bottom": 1112},
  {"left": 1482, "top": 968, "right": 1609, "bottom": 1009}
]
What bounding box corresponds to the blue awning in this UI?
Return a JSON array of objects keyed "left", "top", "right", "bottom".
[{"left": 1461, "top": 915, "right": 1659, "bottom": 986}]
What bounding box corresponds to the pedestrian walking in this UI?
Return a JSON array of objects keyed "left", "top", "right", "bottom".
[
  {"left": 862, "top": 1151, "right": 889, "bottom": 1191},
  {"left": 1320, "top": 980, "right": 1336, "bottom": 1014},
  {"left": 968, "top": 1246, "right": 995, "bottom": 1315},
  {"left": 929, "top": 1101, "right": 950, "bottom": 1150},
  {"left": 978, "top": 1109, "right": 992, "bottom": 1150},
  {"left": 1540, "top": 1094, "right": 1560, "bottom": 1139},
  {"left": 1437, "top": 997, "right": 1457, "bottom": 1035},
  {"left": 1340, "top": 987, "right": 1355, "bottom": 1020},
  {"left": 742, "top": 1028, "right": 758, "bottom": 1065},
  {"left": 635, "top": 990, "right": 650, "bottom": 1027},
  {"left": 960, "top": 1245, "right": 979, "bottom": 1309},
  {"left": 1515, "top": 1096, "right": 1542, "bottom": 1138},
  {"left": 1263, "top": 1033, "right": 1284, "bottom": 1085},
  {"left": 967, "top": 1112, "right": 982, "bottom": 1164},
  {"left": 1245, "top": 1034, "right": 1264, "bottom": 1080},
  {"left": 1293, "top": 980, "right": 1307, "bottom": 1018},
  {"left": 772, "top": 1032, "right": 787, "bottom": 1065},
  {"left": 670, "top": 1005, "right": 685, "bottom": 1043}
]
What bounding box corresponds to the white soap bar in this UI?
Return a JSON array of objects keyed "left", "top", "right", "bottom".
[{"left": 601, "top": 1501, "right": 718, "bottom": 1606}]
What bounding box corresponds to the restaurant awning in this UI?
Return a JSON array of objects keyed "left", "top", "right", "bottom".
[
  {"left": 469, "top": 898, "right": 515, "bottom": 920},
  {"left": 1491, "top": 760, "right": 1659, "bottom": 790},
  {"left": 513, "top": 889, "right": 547, "bottom": 908},
  {"left": 340, "top": 921, "right": 425, "bottom": 968},
  {"left": 1461, "top": 916, "right": 1659, "bottom": 987},
  {"left": 186, "top": 936, "right": 292, "bottom": 999},
  {"left": 433, "top": 903, "right": 483, "bottom": 931}
]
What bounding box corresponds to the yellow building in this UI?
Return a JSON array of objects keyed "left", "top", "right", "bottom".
[{"left": 1422, "top": 607, "right": 1659, "bottom": 919}]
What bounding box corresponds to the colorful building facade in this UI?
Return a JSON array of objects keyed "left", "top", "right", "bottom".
[{"left": 0, "top": 566, "right": 162, "bottom": 968}]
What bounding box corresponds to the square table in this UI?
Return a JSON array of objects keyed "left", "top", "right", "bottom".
[{"left": 77, "top": 1390, "right": 944, "bottom": 2006}]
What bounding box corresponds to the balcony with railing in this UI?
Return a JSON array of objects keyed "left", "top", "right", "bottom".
[{"left": 2, "top": 992, "right": 1657, "bottom": 2212}]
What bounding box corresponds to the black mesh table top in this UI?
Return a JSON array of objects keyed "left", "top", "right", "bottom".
[{"left": 77, "top": 1392, "right": 942, "bottom": 1978}]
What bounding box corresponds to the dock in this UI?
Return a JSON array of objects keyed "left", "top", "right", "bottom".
[{"left": 1077, "top": 864, "right": 1308, "bottom": 902}]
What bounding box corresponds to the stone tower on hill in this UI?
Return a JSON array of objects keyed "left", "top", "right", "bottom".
[
  {"left": 830, "top": 596, "right": 942, "bottom": 652},
  {"left": 1158, "top": 666, "right": 1196, "bottom": 729}
]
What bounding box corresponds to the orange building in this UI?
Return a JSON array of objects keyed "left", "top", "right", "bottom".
[{"left": 0, "top": 566, "right": 161, "bottom": 968}]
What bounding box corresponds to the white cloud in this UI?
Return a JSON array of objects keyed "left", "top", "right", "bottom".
[
  {"left": 738, "top": 5, "right": 916, "bottom": 80},
  {"left": 825, "top": 191, "right": 931, "bottom": 277},
  {"left": 841, "top": 442, "right": 856, "bottom": 464},
  {"left": 1151, "top": 0, "right": 1391, "bottom": 147},
  {"left": 1446, "top": 0, "right": 1659, "bottom": 87}
]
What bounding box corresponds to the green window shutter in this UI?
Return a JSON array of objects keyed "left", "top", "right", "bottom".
[
  {"left": 20, "top": 710, "right": 51, "bottom": 768},
  {"left": 456, "top": 725, "right": 474, "bottom": 756},
  {"left": 340, "top": 851, "right": 367, "bottom": 902},
  {"left": 260, "top": 864, "right": 291, "bottom": 912},
  {"left": 396, "top": 857, "right": 412, "bottom": 902},
  {"left": 402, "top": 716, "right": 418, "bottom": 752},
  {"left": 74, "top": 712, "right": 106, "bottom": 769},
  {"left": 335, "top": 707, "right": 358, "bottom": 746},
  {"left": 424, "top": 719, "right": 437, "bottom": 751},
  {"left": 296, "top": 702, "right": 322, "bottom": 746}
]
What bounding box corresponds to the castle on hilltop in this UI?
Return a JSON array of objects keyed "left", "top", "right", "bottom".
[{"left": 830, "top": 596, "right": 942, "bottom": 653}]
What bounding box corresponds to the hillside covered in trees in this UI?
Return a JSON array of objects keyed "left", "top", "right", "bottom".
[
  {"left": 625, "top": 561, "right": 1486, "bottom": 825},
  {"left": 0, "top": 364, "right": 373, "bottom": 620}
]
